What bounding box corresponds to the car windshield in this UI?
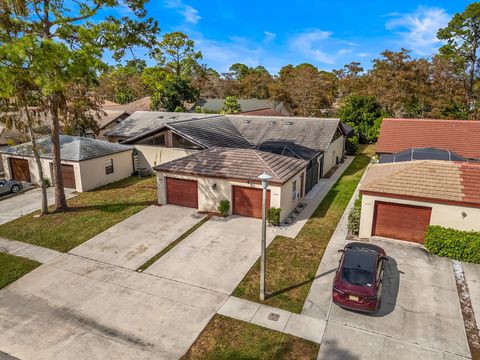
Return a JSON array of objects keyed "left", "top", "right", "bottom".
[{"left": 342, "top": 268, "right": 374, "bottom": 286}]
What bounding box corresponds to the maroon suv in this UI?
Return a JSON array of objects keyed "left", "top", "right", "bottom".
[{"left": 332, "top": 242, "right": 388, "bottom": 313}]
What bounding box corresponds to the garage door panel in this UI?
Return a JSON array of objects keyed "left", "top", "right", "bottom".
[
  {"left": 50, "top": 163, "right": 76, "bottom": 189},
  {"left": 166, "top": 178, "right": 198, "bottom": 208},
  {"left": 373, "top": 201, "right": 431, "bottom": 243},
  {"left": 232, "top": 186, "right": 270, "bottom": 219},
  {"left": 10, "top": 158, "right": 31, "bottom": 182}
]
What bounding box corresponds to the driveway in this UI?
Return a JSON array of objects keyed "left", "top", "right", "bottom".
[
  {"left": 70, "top": 205, "right": 204, "bottom": 270},
  {"left": 304, "top": 230, "right": 471, "bottom": 359},
  {"left": 0, "top": 254, "right": 227, "bottom": 360},
  {"left": 0, "top": 187, "right": 76, "bottom": 225},
  {"left": 145, "top": 215, "right": 276, "bottom": 294}
]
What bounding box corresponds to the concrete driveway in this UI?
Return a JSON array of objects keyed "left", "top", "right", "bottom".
[
  {"left": 70, "top": 205, "right": 204, "bottom": 270},
  {"left": 145, "top": 215, "right": 276, "bottom": 294},
  {"left": 0, "top": 187, "right": 76, "bottom": 225},
  {"left": 0, "top": 254, "right": 227, "bottom": 360}
]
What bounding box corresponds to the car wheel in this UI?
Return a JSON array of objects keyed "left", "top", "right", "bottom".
[{"left": 11, "top": 185, "right": 20, "bottom": 193}]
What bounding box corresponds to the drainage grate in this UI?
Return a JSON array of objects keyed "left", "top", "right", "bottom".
[{"left": 268, "top": 312, "right": 280, "bottom": 321}]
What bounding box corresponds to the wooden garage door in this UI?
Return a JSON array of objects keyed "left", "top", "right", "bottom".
[
  {"left": 10, "top": 158, "right": 31, "bottom": 182},
  {"left": 166, "top": 177, "right": 198, "bottom": 208},
  {"left": 372, "top": 201, "right": 432, "bottom": 243},
  {"left": 232, "top": 186, "right": 271, "bottom": 219},
  {"left": 50, "top": 164, "right": 76, "bottom": 189}
]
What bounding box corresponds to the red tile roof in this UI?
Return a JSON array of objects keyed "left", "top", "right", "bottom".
[
  {"left": 360, "top": 160, "right": 480, "bottom": 207},
  {"left": 376, "top": 118, "right": 480, "bottom": 159}
]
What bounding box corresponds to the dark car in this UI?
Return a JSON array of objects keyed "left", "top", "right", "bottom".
[
  {"left": 0, "top": 179, "right": 23, "bottom": 196},
  {"left": 332, "top": 242, "right": 388, "bottom": 313}
]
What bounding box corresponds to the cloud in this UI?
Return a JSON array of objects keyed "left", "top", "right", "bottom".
[
  {"left": 289, "top": 28, "right": 354, "bottom": 65},
  {"left": 358, "top": 52, "right": 371, "bottom": 58},
  {"left": 263, "top": 31, "right": 277, "bottom": 44},
  {"left": 165, "top": 0, "right": 201, "bottom": 24},
  {"left": 386, "top": 6, "right": 450, "bottom": 56}
]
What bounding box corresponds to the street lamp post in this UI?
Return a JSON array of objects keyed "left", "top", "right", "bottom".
[{"left": 258, "top": 172, "right": 272, "bottom": 301}]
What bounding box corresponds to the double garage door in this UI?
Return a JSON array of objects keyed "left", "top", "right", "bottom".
[
  {"left": 165, "top": 178, "right": 270, "bottom": 219},
  {"left": 372, "top": 201, "right": 432, "bottom": 243}
]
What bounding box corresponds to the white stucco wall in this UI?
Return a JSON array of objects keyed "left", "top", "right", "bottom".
[
  {"left": 2, "top": 150, "right": 133, "bottom": 192},
  {"left": 323, "top": 135, "right": 345, "bottom": 176},
  {"left": 280, "top": 169, "right": 307, "bottom": 220},
  {"left": 135, "top": 145, "right": 200, "bottom": 173},
  {"left": 359, "top": 194, "right": 480, "bottom": 239},
  {"left": 78, "top": 150, "right": 134, "bottom": 192},
  {"left": 156, "top": 172, "right": 286, "bottom": 218}
]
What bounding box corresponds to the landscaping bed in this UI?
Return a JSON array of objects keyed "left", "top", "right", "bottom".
[
  {"left": 181, "top": 315, "right": 319, "bottom": 360},
  {"left": 0, "top": 253, "right": 40, "bottom": 290},
  {"left": 233, "top": 145, "right": 374, "bottom": 313},
  {"left": 0, "top": 177, "right": 157, "bottom": 252}
]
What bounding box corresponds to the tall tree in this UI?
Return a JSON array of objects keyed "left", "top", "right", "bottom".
[
  {"left": 0, "top": 0, "right": 158, "bottom": 211},
  {"left": 438, "top": 2, "right": 480, "bottom": 118}
]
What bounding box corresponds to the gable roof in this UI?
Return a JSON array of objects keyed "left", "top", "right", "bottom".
[
  {"left": 360, "top": 160, "right": 480, "bottom": 207},
  {"left": 0, "top": 135, "right": 133, "bottom": 161},
  {"left": 376, "top": 118, "right": 480, "bottom": 159},
  {"left": 155, "top": 147, "right": 308, "bottom": 184}
]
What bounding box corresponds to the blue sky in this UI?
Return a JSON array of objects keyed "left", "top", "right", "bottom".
[{"left": 118, "top": 0, "right": 473, "bottom": 74}]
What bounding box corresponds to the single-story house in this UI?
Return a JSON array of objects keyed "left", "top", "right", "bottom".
[
  {"left": 155, "top": 147, "right": 308, "bottom": 221},
  {"left": 189, "top": 98, "right": 293, "bottom": 116},
  {"left": 1, "top": 135, "right": 134, "bottom": 192},
  {"left": 358, "top": 160, "right": 480, "bottom": 243},
  {"left": 376, "top": 118, "right": 480, "bottom": 161}
]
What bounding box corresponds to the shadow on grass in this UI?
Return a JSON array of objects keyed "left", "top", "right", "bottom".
[
  {"left": 267, "top": 268, "right": 337, "bottom": 299},
  {"left": 310, "top": 190, "right": 338, "bottom": 220},
  {"left": 61, "top": 201, "right": 156, "bottom": 213}
]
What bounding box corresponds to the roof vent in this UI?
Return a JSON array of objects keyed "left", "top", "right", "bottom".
[
  {"left": 269, "top": 121, "right": 277, "bottom": 125},
  {"left": 286, "top": 121, "right": 293, "bottom": 125},
  {"left": 157, "top": 115, "right": 164, "bottom": 119},
  {"left": 243, "top": 120, "right": 251, "bottom": 124}
]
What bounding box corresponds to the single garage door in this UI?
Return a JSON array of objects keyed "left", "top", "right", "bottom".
[
  {"left": 166, "top": 178, "right": 198, "bottom": 208},
  {"left": 10, "top": 158, "right": 31, "bottom": 182},
  {"left": 372, "top": 201, "right": 432, "bottom": 243},
  {"left": 50, "top": 164, "right": 76, "bottom": 189},
  {"left": 232, "top": 186, "right": 271, "bottom": 219}
]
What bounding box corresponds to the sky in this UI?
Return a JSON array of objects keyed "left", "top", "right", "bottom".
[{"left": 113, "top": 0, "right": 474, "bottom": 74}]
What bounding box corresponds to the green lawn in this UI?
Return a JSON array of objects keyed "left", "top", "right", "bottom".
[
  {"left": 0, "top": 176, "right": 157, "bottom": 252},
  {"left": 232, "top": 145, "right": 374, "bottom": 313},
  {"left": 182, "top": 315, "right": 319, "bottom": 360},
  {"left": 0, "top": 253, "right": 41, "bottom": 290}
]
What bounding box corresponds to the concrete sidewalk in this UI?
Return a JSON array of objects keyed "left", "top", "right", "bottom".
[{"left": 0, "top": 237, "right": 61, "bottom": 263}]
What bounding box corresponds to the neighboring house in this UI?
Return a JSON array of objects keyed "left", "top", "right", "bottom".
[
  {"left": 358, "top": 160, "right": 480, "bottom": 244},
  {"left": 1, "top": 135, "right": 134, "bottom": 192},
  {"left": 190, "top": 98, "right": 293, "bottom": 116},
  {"left": 378, "top": 147, "right": 467, "bottom": 163},
  {"left": 155, "top": 148, "right": 308, "bottom": 220},
  {"left": 96, "top": 110, "right": 129, "bottom": 140},
  {"left": 376, "top": 118, "right": 480, "bottom": 161}
]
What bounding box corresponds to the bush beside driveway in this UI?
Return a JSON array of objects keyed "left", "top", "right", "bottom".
[{"left": 0, "top": 177, "right": 157, "bottom": 252}]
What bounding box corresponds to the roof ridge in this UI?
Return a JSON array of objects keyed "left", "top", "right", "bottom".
[
  {"left": 384, "top": 118, "right": 480, "bottom": 123},
  {"left": 253, "top": 150, "right": 281, "bottom": 181}
]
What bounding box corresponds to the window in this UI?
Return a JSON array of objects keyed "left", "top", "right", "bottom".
[
  {"left": 172, "top": 133, "right": 202, "bottom": 150},
  {"left": 292, "top": 180, "right": 297, "bottom": 199},
  {"left": 137, "top": 132, "right": 166, "bottom": 146},
  {"left": 105, "top": 159, "right": 114, "bottom": 174}
]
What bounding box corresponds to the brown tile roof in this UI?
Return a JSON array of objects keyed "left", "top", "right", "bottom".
[
  {"left": 376, "top": 118, "right": 480, "bottom": 159},
  {"left": 154, "top": 147, "right": 308, "bottom": 184},
  {"left": 360, "top": 160, "right": 480, "bottom": 207}
]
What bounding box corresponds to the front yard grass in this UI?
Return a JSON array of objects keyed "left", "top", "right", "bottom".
[
  {"left": 0, "top": 176, "right": 157, "bottom": 252},
  {"left": 232, "top": 145, "right": 374, "bottom": 313},
  {"left": 181, "top": 314, "right": 319, "bottom": 360},
  {"left": 0, "top": 253, "right": 41, "bottom": 290}
]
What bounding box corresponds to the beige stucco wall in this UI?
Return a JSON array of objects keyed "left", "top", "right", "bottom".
[
  {"left": 156, "top": 172, "right": 286, "bottom": 218},
  {"left": 135, "top": 145, "right": 200, "bottom": 173},
  {"left": 280, "top": 169, "right": 307, "bottom": 220},
  {"left": 78, "top": 150, "right": 133, "bottom": 192},
  {"left": 323, "top": 136, "right": 345, "bottom": 176},
  {"left": 2, "top": 150, "right": 133, "bottom": 192},
  {"left": 359, "top": 194, "right": 480, "bottom": 239}
]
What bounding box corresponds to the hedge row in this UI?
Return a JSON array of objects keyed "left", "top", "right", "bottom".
[{"left": 425, "top": 225, "right": 480, "bottom": 264}]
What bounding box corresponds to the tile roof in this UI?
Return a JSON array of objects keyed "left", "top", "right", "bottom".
[
  {"left": 0, "top": 135, "right": 133, "bottom": 161},
  {"left": 376, "top": 118, "right": 480, "bottom": 159},
  {"left": 98, "top": 110, "right": 128, "bottom": 130},
  {"left": 360, "top": 160, "right": 480, "bottom": 206},
  {"left": 154, "top": 147, "right": 308, "bottom": 184}
]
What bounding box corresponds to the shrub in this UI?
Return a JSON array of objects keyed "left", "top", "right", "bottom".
[
  {"left": 43, "top": 178, "right": 51, "bottom": 187},
  {"left": 267, "top": 207, "right": 281, "bottom": 226},
  {"left": 217, "top": 199, "right": 230, "bottom": 217},
  {"left": 347, "top": 195, "right": 362, "bottom": 236},
  {"left": 345, "top": 136, "right": 359, "bottom": 155},
  {"left": 425, "top": 226, "right": 480, "bottom": 264}
]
